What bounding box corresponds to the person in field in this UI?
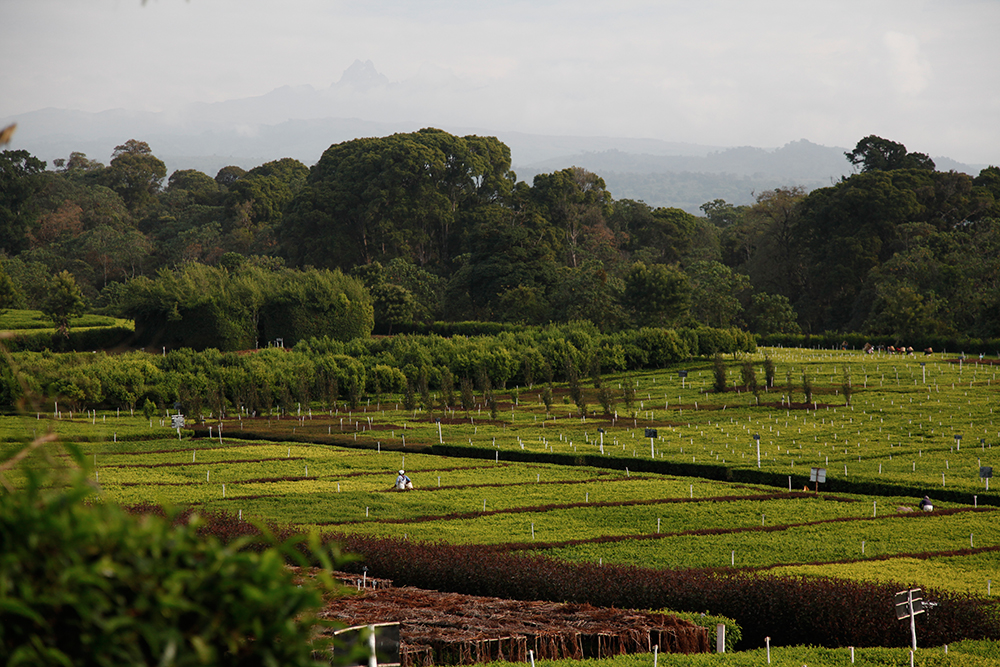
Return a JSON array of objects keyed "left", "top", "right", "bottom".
[
  {"left": 395, "top": 470, "right": 413, "bottom": 491},
  {"left": 919, "top": 495, "right": 933, "bottom": 511}
]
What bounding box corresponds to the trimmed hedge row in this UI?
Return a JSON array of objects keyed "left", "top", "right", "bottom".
[
  {"left": 428, "top": 444, "right": 1000, "bottom": 508},
  {"left": 175, "top": 509, "right": 999, "bottom": 651},
  {"left": 2, "top": 326, "right": 134, "bottom": 352},
  {"left": 758, "top": 331, "right": 1000, "bottom": 357}
]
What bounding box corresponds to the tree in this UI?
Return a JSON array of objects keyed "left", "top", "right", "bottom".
[
  {"left": 792, "top": 168, "right": 983, "bottom": 332},
  {"left": 622, "top": 261, "right": 690, "bottom": 327},
  {"left": 0, "top": 149, "right": 46, "bottom": 253},
  {"left": 531, "top": 167, "right": 614, "bottom": 268},
  {"left": 53, "top": 151, "right": 104, "bottom": 174},
  {"left": 42, "top": 270, "right": 86, "bottom": 337},
  {"left": 550, "top": 262, "right": 626, "bottom": 329},
  {"left": 167, "top": 169, "right": 224, "bottom": 206},
  {"left": 845, "top": 135, "right": 935, "bottom": 173},
  {"left": 104, "top": 140, "right": 166, "bottom": 211},
  {"left": 0, "top": 264, "right": 23, "bottom": 313},
  {"left": 687, "top": 260, "right": 750, "bottom": 328},
  {"left": 282, "top": 129, "right": 515, "bottom": 272},
  {"left": 615, "top": 200, "right": 699, "bottom": 265},
  {"left": 213, "top": 164, "right": 245, "bottom": 187},
  {"left": 700, "top": 199, "right": 746, "bottom": 228},
  {"left": 227, "top": 158, "right": 308, "bottom": 226},
  {"left": 748, "top": 292, "right": 801, "bottom": 334},
  {"left": 82, "top": 225, "right": 152, "bottom": 285},
  {"left": 742, "top": 187, "right": 808, "bottom": 299},
  {"left": 448, "top": 207, "right": 559, "bottom": 320}
]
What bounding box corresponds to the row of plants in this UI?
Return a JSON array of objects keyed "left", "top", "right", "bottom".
[
  {"left": 538, "top": 509, "right": 1000, "bottom": 570},
  {"left": 758, "top": 330, "right": 1000, "bottom": 357},
  {"left": 0, "top": 322, "right": 755, "bottom": 416},
  {"left": 72, "top": 431, "right": 999, "bottom": 578},
  {"left": 771, "top": 550, "right": 1000, "bottom": 597},
  {"left": 487, "top": 640, "right": 1000, "bottom": 666},
  {"left": 170, "top": 514, "right": 996, "bottom": 650}
]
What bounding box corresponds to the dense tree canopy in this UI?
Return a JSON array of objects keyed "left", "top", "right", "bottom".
[
  {"left": 281, "top": 129, "right": 514, "bottom": 271},
  {"left": 0, "top": 131, "right": 998, "bottom": 345}
]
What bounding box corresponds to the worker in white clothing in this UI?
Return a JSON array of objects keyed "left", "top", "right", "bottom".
[{"left": 395, "top": 470, "right": 413, "bottom": 491}]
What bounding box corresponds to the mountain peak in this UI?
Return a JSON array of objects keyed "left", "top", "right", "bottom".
[{"left": 335, "top": 60, "right": 389, "bottom": 90}]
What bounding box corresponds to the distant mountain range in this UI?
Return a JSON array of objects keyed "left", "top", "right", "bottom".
[{"left": 3, "top": 60, "right": 988, "bottom": 214}]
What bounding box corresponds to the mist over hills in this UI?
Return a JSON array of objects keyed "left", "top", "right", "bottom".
[{"left": 3, "top": 60, "right": 987, "bottom": 214}]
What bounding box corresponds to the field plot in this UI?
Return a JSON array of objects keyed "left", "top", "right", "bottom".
[
  {"left": 32, "top": 417, "right": 994, "bottom": 595},
  {"left": 151, "top": 348, "right": 1000, "bottom": 503}
]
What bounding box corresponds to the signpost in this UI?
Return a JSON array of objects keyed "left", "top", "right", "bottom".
[
  {"left": 955, "top": 434, "right": 962, "bottom": 451},
  {"left": 645, "top": 428, "right": 658, "bottom": 458},
  {"left": 894, "top": 588, "right": 926, "bottom": 650},
  {"left": 171, "top": 414, "right": 185, "bottom": 440},
  {"left": 753, "top": 434, "right": 761, "bottom": 468},
  {"left": 809, "top": 467, "right": 826, "bottom": 493},
  {"left": 981, "top": 466, "right": 993, "bottom": 491},
  {"left": 678, "top": 370, "right": 688, "bottom": 389}
]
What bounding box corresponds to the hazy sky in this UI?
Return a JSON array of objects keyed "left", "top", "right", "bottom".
[{"left": 3, "top": 0, "right": 998, "bottom": 163}]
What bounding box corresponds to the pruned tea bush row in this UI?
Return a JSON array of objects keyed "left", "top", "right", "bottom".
[
  {"left": 430, "top": 443, "right": 1000, "bottom": 507},
  {"left": 171, "top": 509, "right": 998, "bottom": 651},
  {"left": 537, "top": 508, "right": 1000, "bottom": 570}
]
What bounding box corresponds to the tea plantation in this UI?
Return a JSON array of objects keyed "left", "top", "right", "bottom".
[{"left": 4, "top": 346, "right": 999, "bottom": 664}]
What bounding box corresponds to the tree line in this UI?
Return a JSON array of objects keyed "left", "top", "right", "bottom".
[
  {"left": 1, "top": 131, "right": 999, "bottom": 343},
  {"left": 0, "top": 322, "right": 754, "bottom": 416}
]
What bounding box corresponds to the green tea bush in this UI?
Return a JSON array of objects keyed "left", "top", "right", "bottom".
[{"left": 0, "top": 448, "right": 344, "bottom": 667}]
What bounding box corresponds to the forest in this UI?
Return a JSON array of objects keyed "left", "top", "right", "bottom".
[{"left": 1, "top": 131, "right": 999, "bottom": 348}]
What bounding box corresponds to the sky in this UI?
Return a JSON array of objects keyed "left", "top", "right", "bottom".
[{"left": 2, "top": 0, "right": 999, "bottom": 164}]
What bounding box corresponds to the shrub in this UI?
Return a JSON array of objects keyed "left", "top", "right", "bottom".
[
  {"left": 763, "top": 354, "right": 776, "bottom": 388},
  {"left": 712, "top": 353, "right": 727, "bottom": 393},
  {"left": 0, "top": 444, "right": 347, "bottom": 666}
]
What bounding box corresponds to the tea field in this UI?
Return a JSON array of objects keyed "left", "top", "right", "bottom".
[
  {"left": 5, "top": 346, "right": 999, "bottom": 658},
  {"left": 6, "top": 347, "right": 999, "bottom": 596}
]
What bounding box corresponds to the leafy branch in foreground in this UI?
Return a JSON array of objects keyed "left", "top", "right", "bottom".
[{"left": 0, "top": 438, "right": 353, "bottom": 666}]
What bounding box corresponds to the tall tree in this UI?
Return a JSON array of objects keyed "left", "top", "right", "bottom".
[
  {"left": 42, "top": 270, "right": 86, "bottom": 337},
  {"left": 104, "top": 140, "right": 166, "bottom": 211},
  {"left": 687, "top": 260, "right": 750, "bottom": 328},
  {"left": 0, "top": 149, "right": 46, "bottom": 253},
  {"left": 531, "top": 167, "right": 614, "bottom": 268},
  {"left": 622, "top": 261, "right": 690, "bottom": 327},
  {"left": 845, "top": 135, "right": 935, "bottom": 173},
  {"left": 743, "top": 186, "right": 807, "bottom": 299},
  {"left": 282, "top": 129, "right": 515, "bottom": 272}
]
